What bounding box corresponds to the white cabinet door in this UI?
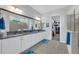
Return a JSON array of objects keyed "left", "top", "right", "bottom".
[
  {"left": 21, "top": 32, "right": 46, "bottom": 52},
  {"left": 0, "top": 40, "right": 1, "bottom": 54},
  {"left": 31, "top": 32, "right": 45, "bottom": 46},
  {"left": 30, "top": 34, "right": 39, "bottom": 46},
  {"left": 2, "top": 37, "right": 21, "bottom": 54},
  {"left": 21, "top": 35, "right": 32, "bottom": 51}
]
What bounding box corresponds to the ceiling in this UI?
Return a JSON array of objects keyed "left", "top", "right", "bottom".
[{"left": 30, "top": 5, "right": 68, "bottom": 14}]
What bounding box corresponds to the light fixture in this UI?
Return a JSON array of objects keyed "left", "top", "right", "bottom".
[
  {"left": 18, "top": 10, "right": 22, "bottom": 14},
  {"left": 15, "top": 8, "right": 19, "bottom": 12},
  {"left": 10, "top": 6, "right": 23, "bottom": 14},
  {"left": 10, "top": 6, "right": 15, "bottom": 11},
  {"left": 35, "top": 17, "right": 41, "bottom": 20}
]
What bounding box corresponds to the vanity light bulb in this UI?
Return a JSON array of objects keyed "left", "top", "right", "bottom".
[
  {"left": 35, "top": 17, "right": 41, "bottom": 20},
  {"left": 16, "top": 8, "right": 22, "bottom": 14},
  {"left": 19, "top": 10, "right": 22, "bottom": 14},
  {"left": 15, "top": 8, "right": 19, "bottom": 12},
  {"left": 10, "top": 6, "right": 15, "bottom": 11}
]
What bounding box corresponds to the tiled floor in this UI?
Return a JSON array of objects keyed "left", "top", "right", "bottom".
[
  {"left": 52, "top": 34, "right": 60, "bottom": 41},
  {"left": 34, "top": 40, "right": 68, "bottom": 54},
  {"left": 22, "top": 40, "right": 68, "bottom": 54}
]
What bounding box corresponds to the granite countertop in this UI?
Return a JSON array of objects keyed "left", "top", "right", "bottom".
[{"left": 0, "top": 30, "right": 45, "bottom": 40}]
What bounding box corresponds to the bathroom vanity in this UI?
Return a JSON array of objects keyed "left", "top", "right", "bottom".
[{"left": 0, "top": 30, "right": 45, "bottom": 54}]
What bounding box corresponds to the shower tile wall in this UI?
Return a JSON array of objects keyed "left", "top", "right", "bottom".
[
  {"left": 67, "top": 14, "right": 79, "bottom": 31},
  {"left": 67, "top": 15, "right": 74, "bottom": 31},
  {"left": 75, "top": 14, "right": 79, "bottom": 31}
]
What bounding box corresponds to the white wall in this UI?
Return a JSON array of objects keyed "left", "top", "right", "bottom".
[
  {"left": 41, "top": 14, "right": 52, "bottom": 40},
  {"left": 60, "top": 15, "right": 67, "bottom": 43}
]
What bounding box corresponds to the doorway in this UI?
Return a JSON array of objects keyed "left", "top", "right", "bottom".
[{"left": 51, "top": 16, "right": 60, "bottom": 41}]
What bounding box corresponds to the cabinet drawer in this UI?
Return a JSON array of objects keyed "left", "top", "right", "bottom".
[{"left": 2, "top": 37, "right": 21, "bottom": 54}]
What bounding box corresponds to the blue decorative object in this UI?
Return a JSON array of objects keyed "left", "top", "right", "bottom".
[
  {"left": 26, "top": 30, "right": 33, "bottom": 32},
  {"left": 41, "top": 39, "right": 49, "bottom": 44},
  {"left": 0, "top": 17, "right": 5, "bottom": 29},
  {"left": 66, "top": 32, "right": 70, "bottom": 45},
  {"left": 26, "top": 50, "right": 34, "bottom": 54}
]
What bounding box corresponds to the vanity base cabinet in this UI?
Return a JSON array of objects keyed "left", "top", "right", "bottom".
[
  {"left": 0, "top": 40, "right": 1, "bottom": 54},
  {"left": 2, "top": 37, "right": 21, "bottom": 54},
  {"left": 31, "top": 32, "right": 45, "bottom": 46},
  {"left": 21, "top": 32, "right": 45, "bottom": 52},
  {"left": 1, "top": 32, "right": 45, "bottom": 54},
  {"left": 21, "top": 35, "right": 32, "bottom": 52}
]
